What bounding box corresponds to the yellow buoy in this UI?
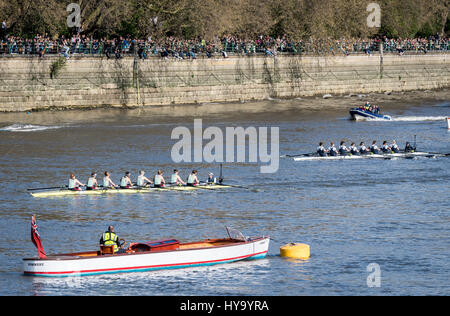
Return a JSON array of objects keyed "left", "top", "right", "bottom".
[{"left": 280, "top": 243, "right": 310, "bottom": 259}]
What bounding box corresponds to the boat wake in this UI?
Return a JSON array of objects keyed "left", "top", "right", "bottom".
[
  {"left": 0, "top": 124, "right": 64, "bottom": 132},
  {"left": 361, "top": 116, "right": 448, "bottom": 122},
  {"left": 392, "top": 116, "right": 448, "bottom": 122}
]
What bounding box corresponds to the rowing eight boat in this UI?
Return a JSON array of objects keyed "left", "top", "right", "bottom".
[
  {"left": 293, "top": 151, "right": 443, "bottom": 161},
  {"left": 30, "top": 183, "right": 234, "bottom": 198}
]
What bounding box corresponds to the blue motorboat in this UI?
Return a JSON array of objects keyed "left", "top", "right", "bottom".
[{"left": 349, "top": 108, "right": 392, "bottom": 120}]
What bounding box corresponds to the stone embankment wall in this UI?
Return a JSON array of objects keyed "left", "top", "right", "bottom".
[{"left": 0, "top": 53, "right": 449, "bottom": 112}]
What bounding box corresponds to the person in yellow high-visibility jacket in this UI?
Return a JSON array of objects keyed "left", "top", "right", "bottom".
[{"left": 100, "top": 226, "right": 120, "bottom": 253}]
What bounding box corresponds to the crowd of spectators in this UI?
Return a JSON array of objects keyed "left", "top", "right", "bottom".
[{"left": 0, "top": 28, "right": 449, "bottom": 59}]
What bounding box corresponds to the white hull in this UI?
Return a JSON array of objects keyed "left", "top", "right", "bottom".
[
  {"left": 30, "top": 184, "right": 232, "bottom": 198},
  {"left": 293, "top": 152, "right": 437, "bottom": 161},
  {"left": 23, "top": 237, "right": 270, "bottom": 277}
]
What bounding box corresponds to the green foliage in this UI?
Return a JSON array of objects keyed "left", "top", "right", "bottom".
[{"left": 50, "top": 57, "right": 67, "bottom": 79}]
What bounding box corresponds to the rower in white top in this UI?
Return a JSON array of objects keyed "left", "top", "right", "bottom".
[
  {"left": 390, "top": 140, "right": 400, "bottom": 153},
  {"left": 381, "top": 141, "right": 391, "bottom": 153},
  {"left": 137, "top": 170, "right": 153, "bottom": 187},
  {"left": 359, "top": 142, "right": 369, "bottom": 155},
  {"left": 187, "top": 170, "right": 200, "bottom": 186},
  {"left": 86, "top": 172, "right": 98, "bottom": 190},
  {"left": 369, "top": 141, "right": 380, "bottom": 154},
  {"left": 328, "top": 142, "right": 338, "bottom": 157},
  {"left": 120, "top": 172, "right": 133, "bottom": 189},
  {"left": 349, "top": 142, "right": 359, "bottom": 155},
  {"left": 103, "top": 171, "right": 117, "bottom": 188},
  {"left": 338, "top": 141, "right": 350, "bottom": 156},
  {"left": 153, "top": 170, "right": 166, "bottom": 188},
  {"left": 317, "top": 142, "right": 327, "bottom": 157},
  {"left": 68, "top": 173, "right": 85, "bottom": 191},
  {"left": 170, "top": 169, "right": 186, "bottom": 186}
]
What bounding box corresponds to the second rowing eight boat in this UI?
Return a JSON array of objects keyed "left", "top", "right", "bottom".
[
  {"left": 292, "top": 151, "right": 444, "bottom": 161},
  {"left": 30, "top": 183, "right": 234, "bottom": 198}
]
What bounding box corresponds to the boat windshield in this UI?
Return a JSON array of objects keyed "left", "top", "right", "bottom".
[{"left": 226, "top": 227, "right": 248, "bottom": 241}]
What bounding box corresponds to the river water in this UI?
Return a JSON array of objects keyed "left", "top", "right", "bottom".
[{"left": 0, "top": 97, "right": 449, "bottom": 296}]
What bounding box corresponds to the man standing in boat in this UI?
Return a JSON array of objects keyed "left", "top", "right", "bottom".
[{"left": 99, "top": 226, "right": 122, "bottom": 253}]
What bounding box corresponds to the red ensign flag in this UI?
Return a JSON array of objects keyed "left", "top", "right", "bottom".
[{"left": 31, "top": 215, "right": 47, "bottom": 259}]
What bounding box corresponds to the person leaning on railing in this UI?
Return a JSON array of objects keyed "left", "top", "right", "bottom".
[{"left": 0, "top": 35, "right": 449, "bottom": 57}]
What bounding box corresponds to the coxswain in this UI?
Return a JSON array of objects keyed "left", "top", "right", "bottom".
[
  {"left": 120, "top": 172, "right": 133, "bottom": 189},
  {"left": 338, "top": 141, "right": 350, "bottom": 156},
  {"left": 390, "top": 140, "right": 400, "bottom": 153},
  {"left": 68, "top": 173, "right": 84, "bottom": 191},
  {"left": 404, "top": 142, "right": 416, "bottom": 153},
  {"left": 350, "top": 142, "right": 359, "bottom": 155},
  {"left": 86, "top": 172, "right": 98, "bottom": 190},
  {"left": 187, "top": 170, "right": 200, "bottom": 186},
  {"left": 328, "top": 142, "right": 338, "bottom": 157},
  {"left": 381, "top": 141, "right": 391, "bottom": 153},
  {"left": 317, "top": 142, "right": 327, "bottom": 157},
  {"left": 359, "top": 142, "right": 369, "bottom": 155},
  {"left": 153, "top": 170, "right": 166, "bottom": 188},
  {"left": 103, "top": 171, "right": 117, "bottom": 188},
  {"left": 369, "top": 141, "right": 380, "bottom": 154},
  {"left": 137, "top": 170, "right": 153, "bottom": 187},
  {"left": 170, "top": 169, "right": 186, "bottom": 186},
  {"left": 207, "top": 172, "right": 216, "bottom": 184},
  {"left": 99, "top": 226, "right": 121, "bottom": 254}
]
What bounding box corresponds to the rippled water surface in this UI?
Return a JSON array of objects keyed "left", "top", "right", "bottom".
[{"left": 0, "top": 98, "right": 449, "bottom": 295}]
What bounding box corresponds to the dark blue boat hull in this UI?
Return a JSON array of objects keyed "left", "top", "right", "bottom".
[{"left": 349, "top": 108, "right": 392, "bottom": 120}]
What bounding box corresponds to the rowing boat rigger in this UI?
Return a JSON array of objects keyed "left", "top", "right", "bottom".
[
  {"left": 24, "top": 220, "right": 270, "bottom": 277},
  {"left": 30, "top": 183, "right": 234, "bottom": 198}
]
